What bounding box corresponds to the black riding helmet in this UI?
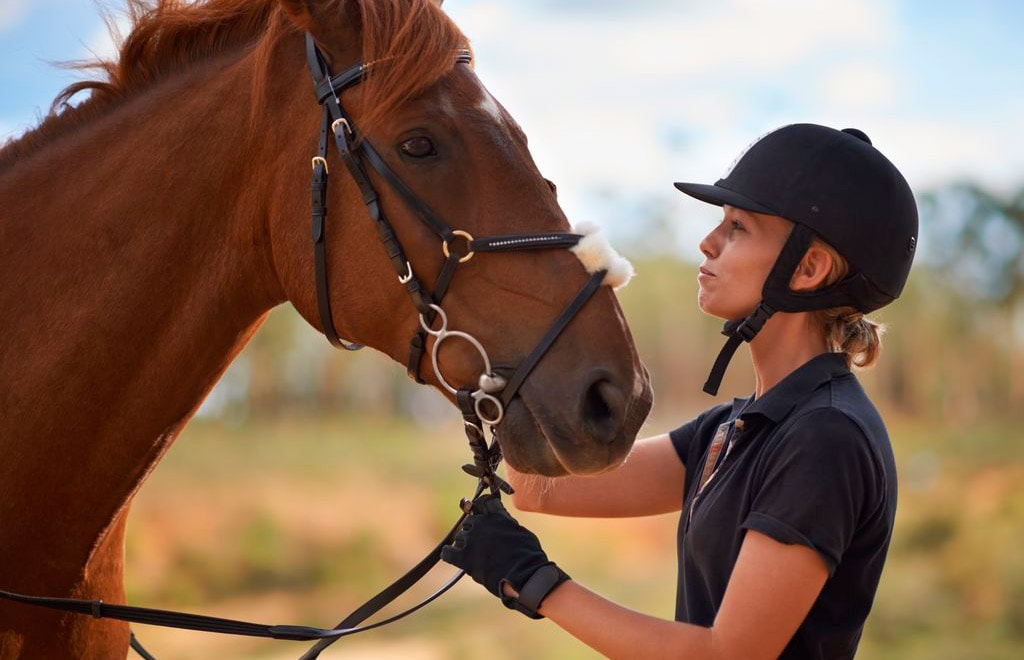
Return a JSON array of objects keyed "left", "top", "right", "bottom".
[{"left": 674, "top": 123, "right": 918, "bottom": 395}]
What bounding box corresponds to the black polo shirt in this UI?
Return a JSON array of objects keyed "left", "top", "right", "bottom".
[{"left": 669, "top": 353, "right": 897, "bottom": 659}]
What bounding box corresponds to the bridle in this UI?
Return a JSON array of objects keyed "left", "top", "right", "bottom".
[
  {"left": 306, "top": 35, "right": 605, "bottom": 429},
  {"left": 0, "top": 34, "right": 611, "bottom": 659}
]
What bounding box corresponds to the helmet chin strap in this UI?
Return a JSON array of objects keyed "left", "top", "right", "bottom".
[{"left": 702, "top": 225, "right": 814, "bottom": 396}]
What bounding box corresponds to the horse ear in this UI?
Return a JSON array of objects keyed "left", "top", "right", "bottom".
[
  {"left": 278, "top": 0, "right": 316, "bottom": 28},
  {"left": 278, "top": 0, "right": 362, "bottom": 64}
]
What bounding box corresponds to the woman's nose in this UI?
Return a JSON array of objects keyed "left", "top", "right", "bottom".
[{"left": 699, "top": 228, "right": 718, "bottom": 259}]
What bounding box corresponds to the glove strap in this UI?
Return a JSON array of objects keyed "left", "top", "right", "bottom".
[{"left": 502, "top": 563, "right": 570, "bottom": 619}]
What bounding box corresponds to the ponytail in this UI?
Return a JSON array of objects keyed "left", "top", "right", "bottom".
[
  {"left": 812, "top": 240, "right": 886, "bottom": 369},
  {"left": 819, "top": 307, "right": 885, "bottom": 368}
]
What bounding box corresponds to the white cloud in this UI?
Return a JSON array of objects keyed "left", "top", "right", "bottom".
[
  {"left": 80, "top": 10, "right": 131, "bottom": 61},
  {"left": 449, "top": 0, "right": 1024, "bottom": 236},
  {"left": 460, "top": 0, "right": 897, "bottom": 83},
  {"left": 817, "top": 60, "right": 902, "bottom": 111},
  {"left": 875, "top": 117, "right": 1024, "bottom": 194},
  {"left": 450, "top": 0, "right": 907, "bottom": 233},
  {"left": 0, "top": 0, "right": 31, "bottom": 33}
]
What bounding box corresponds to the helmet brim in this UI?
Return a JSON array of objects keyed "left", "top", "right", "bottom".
[{"left": 673, "top": 182, "right": 779, "bottom": 216}]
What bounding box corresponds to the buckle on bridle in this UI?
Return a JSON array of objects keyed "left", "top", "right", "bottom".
[
  {"left": 330, "top": 117, "right": 352, "bottom": 137},
  {"left": 397, "top": 261, "right": 414, "bottom": 284},
  {"left": 310, "top": 156, "right": 329, "bottom": 173}
]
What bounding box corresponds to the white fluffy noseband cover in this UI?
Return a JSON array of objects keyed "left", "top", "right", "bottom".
[{"left": 570, "top": 221, "right": 634, "bottom": 290}]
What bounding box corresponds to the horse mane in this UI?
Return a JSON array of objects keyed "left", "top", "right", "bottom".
[{"left": 0, "top": 0, "right": 469, "bottom": 169}]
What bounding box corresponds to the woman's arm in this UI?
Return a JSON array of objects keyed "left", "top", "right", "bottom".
[
  {"left": 535, "top": 529, "right": 828, "bottom": 659},
  {"left": 508, "top": 434, "right": 686, "bottom": 517}
]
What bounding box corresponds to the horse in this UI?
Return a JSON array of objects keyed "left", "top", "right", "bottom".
[{"left": 0, "top": 0, "right": 653, "bottom": 656}]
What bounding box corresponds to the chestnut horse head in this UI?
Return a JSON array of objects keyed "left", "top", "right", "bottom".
[{"left": 0, "top": 0, "right": 652, "bottom": 655}]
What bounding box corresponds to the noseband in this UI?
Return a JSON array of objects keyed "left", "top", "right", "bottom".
[{"left": 0, "top": 34, "right": 616, "bottom": 659}]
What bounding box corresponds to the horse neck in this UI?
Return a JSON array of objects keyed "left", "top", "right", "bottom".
[{"left": 0, "top": 45, "right": 299, "bottom": 587}]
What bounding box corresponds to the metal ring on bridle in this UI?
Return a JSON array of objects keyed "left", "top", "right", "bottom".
[
  {"left": 430, "top": 330, "right": 493, "bottom": 395},
  {"left": 417, "top": 304, "right": 506, "bottom": 425},
  {"left": 442, "top": 230, "right": 475, "bottom": 263},
  {"left": 311, "top": 156, "right": 329, "bottom": 173},
  {"left": 471, "top": 390, "right": 504, "bottom": 426},
  {"left": 418, "top": 303, "right": 448, "bottom": 337}
]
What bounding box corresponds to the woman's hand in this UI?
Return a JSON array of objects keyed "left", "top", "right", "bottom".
[{"left": 441, "top": 495, "right": 570, "bottom": 618}]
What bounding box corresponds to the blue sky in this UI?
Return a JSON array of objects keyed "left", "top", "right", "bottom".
[{"left": 2, "top": 0, "right": 1022, "bottom": 255}]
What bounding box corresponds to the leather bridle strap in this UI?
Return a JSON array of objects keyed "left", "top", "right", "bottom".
[
  {"left": 500, "top": 269, "right": 605, "bottom": 408},
  {"left": 0, "top": 588, "right": 351, "bottom": 641},
  {"left": 471, "top": 232, "right": 584, "bottom": 252},
  {"left": 312, "top": 104, "right": 361, "bottom": 350}
]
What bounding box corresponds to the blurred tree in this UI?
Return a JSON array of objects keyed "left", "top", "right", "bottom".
[
  {"left": 918, "top": 181, "right": 1024, "bottom": 412},
  {"left": 920, "top": 182, "right": 1024, "bottom": 308}
]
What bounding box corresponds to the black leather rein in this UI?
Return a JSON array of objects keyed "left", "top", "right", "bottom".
[{"left": 0, "top": 33, "right": 609, "bottom": 659}]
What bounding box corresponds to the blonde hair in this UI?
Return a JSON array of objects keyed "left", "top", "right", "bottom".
[{"left": 811, "top": 240, "right": 886, "bottom": 369}]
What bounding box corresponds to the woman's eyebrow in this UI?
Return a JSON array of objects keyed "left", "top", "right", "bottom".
[{"left": 726, "top": 207, "right": 759, "bottom": 225}]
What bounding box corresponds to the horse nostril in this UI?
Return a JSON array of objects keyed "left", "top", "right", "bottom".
[{"left": 581, "top": 375, "right": 625, "bottom": 444}]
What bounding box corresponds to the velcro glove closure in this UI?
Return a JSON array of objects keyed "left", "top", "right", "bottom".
[{"left": 501, "top": 562, "right": 570, "bottom": 619}]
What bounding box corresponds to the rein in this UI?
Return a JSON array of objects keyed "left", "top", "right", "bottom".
[{"left": 0, "top": 33, "right": 610, "bottom": 658}]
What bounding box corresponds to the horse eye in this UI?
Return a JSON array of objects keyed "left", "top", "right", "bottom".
[{"left": 400, "top": 137, "right": 437, "bottom": 158}]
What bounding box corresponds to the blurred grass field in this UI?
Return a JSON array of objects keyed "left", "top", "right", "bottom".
[{"left": 124, "top": 410, "right": 1024, "bottom": 659}]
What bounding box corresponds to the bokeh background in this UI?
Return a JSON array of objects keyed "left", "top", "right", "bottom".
[{"left": 3, "top": 1, "right": 1023, "bottom": 658}]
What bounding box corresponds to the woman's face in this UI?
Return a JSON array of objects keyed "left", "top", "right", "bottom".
[{"left": 697, "top": 205, "right": 794, "bottom": 321}]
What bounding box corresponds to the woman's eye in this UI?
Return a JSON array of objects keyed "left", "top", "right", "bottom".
[{"left": 400, "top": 137, "right": 437, "bottom": 158}]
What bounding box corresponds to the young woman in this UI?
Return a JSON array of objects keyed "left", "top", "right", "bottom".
[{"left": 442, "top": 123, "right": 918, "bottom": 659}]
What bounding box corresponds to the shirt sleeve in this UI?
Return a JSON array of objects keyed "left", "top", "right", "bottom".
[
  {"left": 741, "top": 408, "right": 882, "bottom": 575},
  {"left": 668, "top": 403, "right": 731, "bottom": 468},
  {"left": 668, "top": 416, "right": 701, "bottom": 466}
]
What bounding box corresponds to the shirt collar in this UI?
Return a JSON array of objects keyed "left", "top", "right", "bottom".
[{"left": 736, "top": 352, "right": 849, "bottom": 425}]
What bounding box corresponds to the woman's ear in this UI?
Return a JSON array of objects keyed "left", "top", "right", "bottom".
[{"left": 790, "top": 244, "right": 834, "bottom": 292}]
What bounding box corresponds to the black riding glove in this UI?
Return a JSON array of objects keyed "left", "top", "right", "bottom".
[{"left": 441, "top": 494, "right": 570, "bottom": 619}]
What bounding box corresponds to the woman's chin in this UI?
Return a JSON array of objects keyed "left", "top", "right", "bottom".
[{"left": 698, "top": 297, "right": 759, "bottom": 323}]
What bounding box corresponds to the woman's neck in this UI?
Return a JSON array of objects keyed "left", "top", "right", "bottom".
[{"left": 748, "top": 311, "right": 828, "bottom": 398}]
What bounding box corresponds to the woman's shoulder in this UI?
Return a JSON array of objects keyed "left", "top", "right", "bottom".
[{"left": 770, "top": 397, "right": 896, "bottom": 494}]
